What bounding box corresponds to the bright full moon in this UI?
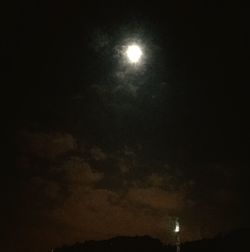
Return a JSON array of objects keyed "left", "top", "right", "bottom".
[{"left": 126, "top": 44, "right": 142, "bottom": 63}]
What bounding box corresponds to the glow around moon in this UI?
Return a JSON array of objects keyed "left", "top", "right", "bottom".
[{"left": 126, "top": 44, "right": 143, "bottom": 63}]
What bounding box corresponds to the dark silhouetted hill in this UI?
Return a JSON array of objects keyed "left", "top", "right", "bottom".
[
  {"left": 183, "top": 228, "right": 249, "bottom": 252},
  {"left": 54, "top": 228, "right": 250, "bottom": 252},
  {"left": 54, "top": 236, "right": 169, "bottom": 252}
]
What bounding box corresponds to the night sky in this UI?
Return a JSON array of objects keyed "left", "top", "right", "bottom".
[{"left": 3, "top": 2, "right": 250, "bottom": 252}]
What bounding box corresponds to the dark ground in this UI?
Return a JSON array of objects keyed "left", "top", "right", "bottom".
[{"left": 55, "top": 228, "right": 249, "bottom": 252}]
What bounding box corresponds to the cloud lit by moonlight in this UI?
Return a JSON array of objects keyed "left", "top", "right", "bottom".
[{"left": 126, "top": 44, "right": 142, "bottom": 63}]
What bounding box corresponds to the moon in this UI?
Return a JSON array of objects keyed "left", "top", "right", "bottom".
[{"left": 126, "top": 44, "right": 142, "bottom": 64}]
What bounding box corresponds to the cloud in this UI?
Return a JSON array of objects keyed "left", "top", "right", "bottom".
[
  {"left": 12, "top": 130, "right": 227, "bottom": 251},
  {"left": 18, "top": 131, "right": 76, "bottom": 160},
  {"left": 127, "top": 186, "right": 185, "bottom": 210},
  {"left": 47, "top": 186, "right": 171, "bottom": 246},
  {"left": 147, "top": 173, "right": 164, "bottom": 187},
  {"left": 119, "top": 162, "right": 130, "bottom": 174},
  {"left": 90, "top": 146, "right": 107, "bottom": 161},
  {"left": 60, "top": 157, "right": 103, "bottom": 185}
]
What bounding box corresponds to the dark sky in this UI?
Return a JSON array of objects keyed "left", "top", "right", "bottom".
[{"left": 2, "top": 2, "right": 250, "bottom": 252}]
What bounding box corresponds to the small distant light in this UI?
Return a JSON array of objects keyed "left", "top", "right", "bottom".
[{"left": 174, "top": 221, "right": 180, "bottom": 233}]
